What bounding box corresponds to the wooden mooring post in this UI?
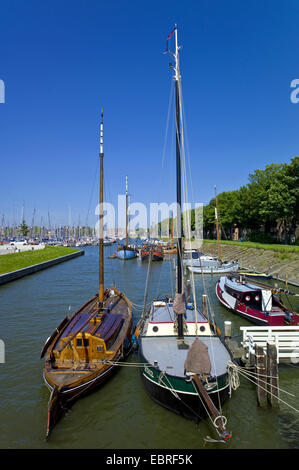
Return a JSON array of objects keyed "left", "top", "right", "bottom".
[
  {"left": 202, "top": 294, "right": 208, "bottom": 319},
  {"left": 266, "top": 341, "right": 279, "bottom": 407},
  {"left": 255, "top": 345, "right": 267, "bottom": 407},
  {"left": 254, "top": 342, "right": 279, "bottom": 408}
]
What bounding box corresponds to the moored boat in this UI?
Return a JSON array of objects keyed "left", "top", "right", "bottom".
[
  {"left": 41, "top": 110, "right": 133, "bottom": 438},
  {"left": 141, "top": 243, "right": 164, "bottom": 261},
  {"left": 188, "top": 260, "right": 239, "bottom": 274},
  {"left": 163, "top": 243, "right": 177, "bottom": 254},
  {"left": 134, "top": 27, "right": 234, "bottom": 442},
  {"left": 116, "top": 176, "right": 138, "bottom": 260},
  {"left": 216, "top": 275, "right": 299, "bottom": 326},
  {"left": 239, "top": 272, "right": 273, "bottom": 280}
]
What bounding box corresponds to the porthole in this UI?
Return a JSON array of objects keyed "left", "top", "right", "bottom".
[
  {"left": 152, "top": 326, "right": 159, "bottom": 332},
  {"left": 200, "top": 326, "right": 205, "bottom": 332},
  {"left": 255, "top": 295, "right": 260, "bottom": 302},
  {"left": 245, "top": 295, "right": 251, "bottom": 302}
]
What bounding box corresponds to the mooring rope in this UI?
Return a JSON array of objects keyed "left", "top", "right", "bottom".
[{"left": 227, "top": 361, "right": 299, "bottom": 413}]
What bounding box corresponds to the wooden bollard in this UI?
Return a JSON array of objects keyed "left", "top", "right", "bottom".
[
  {"left": 202, "top": 295, "right": 208, "bottom": 319},
  {"left": 255, "top": 345, "right": 267, "bottom": 407},
  {"left": 224, "top": 321, "right": 232, "bottom": 340},
  {"left": 266, "top": 341, "right": 279, "bottom": 407}
]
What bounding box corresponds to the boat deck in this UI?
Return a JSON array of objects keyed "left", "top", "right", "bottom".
[
  {"left": 141, "top": 335, "right": 231, "bottom": 378},
  {"left": 149, "top": 303, "right": 207, "bottom": 323}
]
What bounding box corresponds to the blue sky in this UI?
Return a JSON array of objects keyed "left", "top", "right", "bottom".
[{"left": 1, "top": 0, "right": 299, "bottom": 228}]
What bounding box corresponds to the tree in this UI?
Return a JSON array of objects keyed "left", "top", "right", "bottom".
[{"left": 19, "top": 220, "right": 29, "bottom": 238}]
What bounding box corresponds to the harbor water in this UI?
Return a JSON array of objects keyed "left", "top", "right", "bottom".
[{"left": 0, "top": 245, "right": 298, "bottom": 449}]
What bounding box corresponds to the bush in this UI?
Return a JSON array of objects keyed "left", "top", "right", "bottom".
[{"left": 247, "top": 231, "right": 277, "bottom": 244}]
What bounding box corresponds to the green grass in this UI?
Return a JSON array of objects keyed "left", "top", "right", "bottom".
[
  {"left": 0, "top": 246, "right": 81, "bottom": 275},
  {"left": 202, "top": 239, "right": 299, "bottom": 254}
]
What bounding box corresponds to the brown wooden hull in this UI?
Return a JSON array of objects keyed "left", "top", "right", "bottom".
[
  {"left": 42, "top": 287, "right": 132, "bottom": 438},
  {"left": 141, "top": 251, "right": 164, "bottom": 261}
]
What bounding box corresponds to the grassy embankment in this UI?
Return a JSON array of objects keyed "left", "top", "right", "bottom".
[
  {"left": 0, "top": 246, "right": 81, "bottom": 275},
  {"left": 203, "top": 239, "right": 299, "bottom": 255}
]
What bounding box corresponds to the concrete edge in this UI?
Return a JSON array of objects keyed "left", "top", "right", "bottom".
[{"left": 0, "top": 250, "right": 84, "bottom": 285}]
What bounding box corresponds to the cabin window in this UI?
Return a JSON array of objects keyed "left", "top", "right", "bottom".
[
  {"left": 200, "top": 326, "right": 205, "bottom": 332},
  {"left": 224, "top": 285, "right": 241, "bottom": 300},
  {"left": 97, "top": 345, "right": 104, "bottom": 352},
  {"left": 76, "top": 338, "right": 89, "bottom": 347},
  {"left": 152, "top": 326, "right": 159, "bottom": 332}
]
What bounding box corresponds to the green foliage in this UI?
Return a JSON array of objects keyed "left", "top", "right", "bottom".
[
  {"left": 18, "top": 220, "right": 29, "bottom": 237},
  {"left": 247, "top": 231, "right": 277, "bottom": 244},
  {"left": 203, "top": 239, "right": 299, "bottom": 253},
  {"left": 197, "top": 157, "right": 299, "bottom": 241}
]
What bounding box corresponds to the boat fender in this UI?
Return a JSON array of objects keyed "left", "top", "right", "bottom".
[{"left": 284, "top": 311, "right": 292, "bottom": 324}]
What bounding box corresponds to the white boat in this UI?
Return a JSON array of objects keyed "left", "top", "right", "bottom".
[
  {"left": 183, "top": 250, "right": 219, "bottom": 268},
  {"left": 188, "top": 260, "right": 239, "bottom": 274}
]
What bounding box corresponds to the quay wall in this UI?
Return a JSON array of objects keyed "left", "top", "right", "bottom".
[
  {"left": 0, "top": 250, "right": 84, "bottom": 286},
  {"left": 199, "top": 241, "right": 299, "bottom": 286}
]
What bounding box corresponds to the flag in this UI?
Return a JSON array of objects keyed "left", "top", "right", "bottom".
[{"left": 163, "top": 26, "right": 176, "bottom": 54}]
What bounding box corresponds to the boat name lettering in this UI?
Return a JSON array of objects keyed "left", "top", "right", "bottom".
[{"left": 144, "top": 366, "right": 154, "bottom": 378}]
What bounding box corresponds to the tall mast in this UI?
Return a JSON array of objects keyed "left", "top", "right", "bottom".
[
  {"left": 214, "top": 185, "right": 222, "bottom": 261},
  {"left": 173, "top": 27, "right": 182, "bottom": 296},
  {"left": 99, "top": 108, "right": 104, "bottom": 302},
  {"left": 167, "top": 26, "right": 185, "bottom": 341},
  {"left": 125, "top": 176, "right": 129, "bottom": 246}
]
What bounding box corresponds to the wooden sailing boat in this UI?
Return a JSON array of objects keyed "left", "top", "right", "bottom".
[
  {"left": 41, "top": 110, "right": 133, "bottom": 438},
  {"left": 141, "top": 242, "right": 164, "bottom": 261},
  {"left": 188, "top": 186, "right": 239, "bottom": 274},
  {"left": 216, "top": 274, "right": 299, "bottom": 326},
  {"left": 163, "top": 218, "right": 177, "bottom": 254},
  {"left": 117, "top": 176, "right": 138, "bottom": 259},
  {"left": 134, "top": 27, "right": 234, "bottom": 442}
]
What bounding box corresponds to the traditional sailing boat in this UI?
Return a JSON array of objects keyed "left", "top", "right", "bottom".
[
  {"left": 163, "top": 218, "right": 177, "bottom": 254},
  {"left": 134, "top": 27, "right": 234, "bottom": 442},
  {"left": 216, "top": 274, "right": 299, "bottom": 326},
  {"left": 141, "top": 243, "right": 164, "bottom": 261},
  {"left": 117, "top": 176, "right": 138, "bottom": 259},
  {"left": 41, "top": 110, "right": 133, "bottom": 438},
  {"left": 188, "top": 186, "right": 239, "bottom": 274}
]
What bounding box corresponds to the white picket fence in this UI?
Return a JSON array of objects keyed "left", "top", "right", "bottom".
[{"left": 240, "top": 326, "right": 299, "bottom": 364}]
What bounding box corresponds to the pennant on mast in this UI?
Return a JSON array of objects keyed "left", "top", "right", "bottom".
[{"left": 163, "top": 26, "right": 177, "bottom": 54}]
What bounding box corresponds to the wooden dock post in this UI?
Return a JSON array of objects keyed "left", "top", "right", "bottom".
[
  {"left": 266, "top": 341, "right": 279, "bottom": 407},
  {"left": 224, "top": 321, "right": 232, "bottom": 341},
  {"left": 202, "top": 294, "right": 208, "bottom": 319},
  {"left": 255, "top": 345, "right": 267, "bottom": 407}
]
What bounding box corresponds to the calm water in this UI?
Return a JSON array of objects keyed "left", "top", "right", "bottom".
[{"left": 0, "top": 245, "right": 298, "bottom": 449}]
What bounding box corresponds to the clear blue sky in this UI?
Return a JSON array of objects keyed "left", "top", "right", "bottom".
[{"left": 1, "top": 0, "right": 299, "bottom": 228}]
